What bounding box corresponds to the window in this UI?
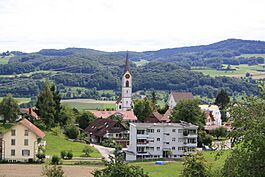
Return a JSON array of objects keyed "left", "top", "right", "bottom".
[
  {"left": 149, "top": 147, "right": 154, "bottom": 151},
  {"left": 172, "top": 147, "right": 175, "bottom": 150},
  {"left": 164, "top": 133, "right": 170, "bottom": 136},
  {"left": 157, "top": 138, "right": 160, "bottom": 141},
  {"left": 24, "top": 139, "right": 29, "bottom": 146},
  {"left": 178, "top": 147, "right": 185, "bottom": 151},
  {"left": 11, "top": 129, "right": 16, "bottom": 136},
  {"left": 157, "top": 129, "right": 160, "bottom": 132},
  {"left": 178, "top": 129, "right": 183, "bottom": 133},
  {"left": 11, "top": 139, "right": 15, "bottom": 146},
  {"left": 22, "top": 150, "right": 30, "bottom": 156},
  {"left": 164, "top": 142, "right": 170, "bottom": 145},
  {"left": 147, "top": 129, "right": 154, "bottom": 133},
  {"left": 24, "top": 129, "right": 29, "bottom": 136},
  {"left": 156, "top": 147, "right": 160, "bottom": 151},
  {"left": 11, "top": 149, "right": 15, "bottom": 156},
  {"left": 172, "top": 137, "right": 176, "bottom": 141},
  {"left": 126, "top": 81, "right": 129, "bottom": 87},
  {"left": 172, "top": 129, "right": 176, "bottom": 132}
]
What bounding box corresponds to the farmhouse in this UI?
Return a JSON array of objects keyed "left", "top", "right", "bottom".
[
  {"left": 85, "top": 118, "right": 129, "bottom": 147},
  {"left": 0, "top": 118, "right": 45, "bottom": 162},
  {"left": 126, "top": 122, "right": 198, "bottom": 161},
  {"left": 91, "top": 110, "right": 137, "bottom": 122},
  {"left": 167, "top": 91, "right": 194, "bottom": 109},
  {"left": 199, "top": 104, "right": 222, "bottom": 130},
  {"left": 144, "top": 109, "right": 172, "bottom": 123}
]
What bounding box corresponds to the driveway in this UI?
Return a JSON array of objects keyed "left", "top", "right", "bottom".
[{"left": 91, "top": 144, "right": 114, "bottom": 161}]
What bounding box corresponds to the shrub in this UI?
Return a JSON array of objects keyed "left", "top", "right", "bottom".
[
  {"left": 101, "top": 139, "right": 116, "bottom": 148},
  {"left": 51, "top": 126, "right": 64, "bottom": 137},
  {"left": 51, "top": 155, "right": 61, "bottom": 165},
  {"left": 36, "top": 152, "right": 46, "bottom": 163},
  {"left": 60, "top": 151, "right": 67, "bottom": 159},
  {"left": 41, "top": 165, "right": 65, "bottom": 177},
  {"left": 65, "top": 124, "right": 79, "bottom": 139},
  {"left": 82, "top": 146, "right": 93, "bottom": 157},
  {"left": 66, "top": 151, "right": 73, "bottom": 159}
]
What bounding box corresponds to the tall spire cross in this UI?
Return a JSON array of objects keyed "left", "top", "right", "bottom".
[{"left": 124, "top": 51, "right": 130, "bottom": 73}]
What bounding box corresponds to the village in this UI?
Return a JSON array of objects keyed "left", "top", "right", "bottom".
[{"left": 0, "top": 55, "right": 233, "bottom": 177}]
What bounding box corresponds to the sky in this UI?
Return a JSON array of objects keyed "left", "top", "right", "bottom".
[{"left": 0, "top": 0, "right": 265, "bottom": 52}]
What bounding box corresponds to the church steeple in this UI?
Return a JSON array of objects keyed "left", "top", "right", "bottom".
[{"left": 124, "top": 51, "right": 130, "bottom": 73}]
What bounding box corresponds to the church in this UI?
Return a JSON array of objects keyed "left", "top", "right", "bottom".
[
  {"left": 91, "top": 53, "right": 137, "bottom": 122},
  {"left": 116, "top": 52, "right": 133, "bottom": 111}
]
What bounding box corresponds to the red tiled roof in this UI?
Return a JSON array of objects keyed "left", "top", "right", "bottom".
[
  {"left": 19, "top": 119, "right": 45, "bottom": 138},
  {"left": 171, "top": 92, "right": 194, "bottom": 103},
  {"left": 91, "top": 110, "right": 137, "bottom": 121},
  {"left": 144, "top": 109, "right": 172, "bottom": 123},
  {"left": 160, "top": 109, "right": 172, "bottom": 122},
  {"left": 20, "top": 108, "right": 40, "bottom": 120}
]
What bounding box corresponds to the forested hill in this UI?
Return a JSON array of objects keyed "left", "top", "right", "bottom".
[{"left": 0, "top": 39, "right": 264, "bottom": 98}]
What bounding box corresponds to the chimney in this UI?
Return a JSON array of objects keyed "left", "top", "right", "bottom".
[{"left": 29, "top": 108, "right": 32, "bottom": 115}]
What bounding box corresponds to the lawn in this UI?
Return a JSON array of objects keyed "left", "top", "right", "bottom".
[
  {"left": 0, "top": 56, "right": 12, "bottom": 64},
  {"left": 192, "top": 64, "right": 265, "bottom": 78},
  {"left": 44, "top": 132, "right": 101, "bottom": 158},
  {"left": 134, "top": 59, "right": 149, "bottom": 66},
  {"left": 61, "top": 99, "right": 116, "bottom": 110},
  {"left": 132, "top": 150, "right": 231, "bottom": 177},
  {"left": 236, "top": 53, "right": 265, "bottom": 58}
]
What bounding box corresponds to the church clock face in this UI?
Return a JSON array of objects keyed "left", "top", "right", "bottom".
[{"left": 125, "top": 74, "right": 130, "bottom": 79}]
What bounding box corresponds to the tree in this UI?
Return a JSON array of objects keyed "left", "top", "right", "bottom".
[
  {"left": 65, "top": 124, "right": 79, "bottom": 139},
  {"left": 150, "top": 90, "right": 157, "bottom": 110},
  {"left": 93, "top": 152, "right": 149, "bottom": 177},
  {"left": 41, "top": 165, "right": 65, "bottom": 177},
  {"left": 215, "top": 89, "right": 230, "bottom": 110},
  {"left": 0, "top": 94, "right": 19, "bottom": 124},
  {"left": 197, "top": 130, "right": 213, "bottom": 148},
  {"left": 170, "top": 99, "right": 205, "bottom": 127},
  {"left": 36, "top": 80, "right": 56, "bottom": 129},
  {"left": 76, "top": 111, "right": 96, "bottom": 129},
  {"left": 222, "top": 92, "right": 265, "bottom": 177},
  {"left": 50, "top": 84, "right": 62, "bottom": 125},
  {"left": 210, "top": 127, "right": 228, "bottom": 140},
  {"left": 133, "top": 98, "right": 153, "bottom": 122},
  {"left": 182, "top": 152, "right": 210, "bottom": 177}
]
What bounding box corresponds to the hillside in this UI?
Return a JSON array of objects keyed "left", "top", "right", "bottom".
[{"left": 0, "top": 39, "right": 264, "bottom": 99}]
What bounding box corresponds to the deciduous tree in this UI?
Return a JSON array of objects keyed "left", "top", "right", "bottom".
[{"left": 0, "top": 94, "right": 19, "bottom": 124}]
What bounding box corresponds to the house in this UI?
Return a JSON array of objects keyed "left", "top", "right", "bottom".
[
  {"left": 126, "top": 122, "right": 198, "bottom": 161},
  {"left": 167, "top": 91, "right": 194, "bottom": 109},
  {"left": 20, "top": 108, "right": 40, "bottom": 120},
  {"left": 91, "top": 110, "right": 137, "bottom": 122},
  {"left": 144, "top": 109, "right": 172, "bottom": 123},
  {"left": 85, "top": 118, "right": 129, "bottom": 147},
  {"left": 199, "top": 104, "right": 222, "bottom": 130},
  {"left": 0, "top": 118, "right": 45, "bottom": 162}
]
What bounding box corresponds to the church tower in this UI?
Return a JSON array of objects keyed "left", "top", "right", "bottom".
[{"left": 116, "top": 53, "right": 133, "bottom": 111}]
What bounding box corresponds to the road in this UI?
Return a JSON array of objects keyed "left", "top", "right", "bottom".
[{"left": 91, "top": 144, "right": 114, "bottom": 161}]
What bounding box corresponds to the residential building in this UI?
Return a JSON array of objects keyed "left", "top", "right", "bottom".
[
  {"left": 85, "top": 118, "right": 129, "bottom": 147},
  {"left": 116, "top": 52, "right": 133, "bottom": 111},
  {"left": 0, "top": 118, "right": 45, "bottom": 162},
  {"left": 20, "top": 108, "right": 40, "bottom": 120},
  {"left": 91, "top": 110, "right": 137, "bottom": 122},
  {"left": 126, "top": 122, "right": 198, "bottom": 161},
  {"left": 199, "top": 104, "right": 222, "bottom": 130},
  {"left": 167, "top": 91, "right": 194, "bottom": 109}
]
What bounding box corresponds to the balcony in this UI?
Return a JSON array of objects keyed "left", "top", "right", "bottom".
[
  {"left": 136, "top": 143, "right": 149, "bottom": 147},
  {"left": 184, "top": 142, "right": 197, "bottom": 147},
  {"left": 137, "top": 134, "right": 149, "bottom": 139}
]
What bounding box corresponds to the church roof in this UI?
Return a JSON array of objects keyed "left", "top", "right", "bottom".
[
  {"left": 124, "top": 52, "right": 130, "bottom": 73},
  {"left": 171, "top": 91, "right": 194, "bottom": 103}
]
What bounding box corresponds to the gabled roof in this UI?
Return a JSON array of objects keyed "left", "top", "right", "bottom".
[
  {"left": 20, "top": 108, "right": 40, "bottom": 120},
  {"left": 85, "top": 118, "right": 127, "bottom": 137},
  {"left": 144, "top": 109, "right": 172, "bottom": 123},
  {"left": 171, "top": 92, "right": 194, "bottom": 103},
  {"left": 91, "top": 110, "right": 137, "bottom": 121},
  {"left": 19, "top": 119, "right": 45, "bottom": 138}
]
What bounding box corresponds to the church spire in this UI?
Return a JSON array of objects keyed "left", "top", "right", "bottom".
[{"left": 124, "top": 51, "right": 130, "bottom": 73}]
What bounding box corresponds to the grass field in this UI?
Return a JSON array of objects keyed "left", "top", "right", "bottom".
[
  {"left": 0, "top": 97, "right": 30, "bottom": 104},
  {"left": 192, "top": 64, "right": 265, "bottom": 78},
  {"left": 61, "top": 99, "right": 116, "bottom": 110},
  {"left": 133, "top": 151, "right": 230, "bottom": 177},
  {"left": 236, "top": 53, "right": 265, "bottom": 58},
  {"left": 134, "top": 59, "right": 150, "bottom": 66},
  {"left": 44, "top": 132, "right": 101, "bottom": 158}
]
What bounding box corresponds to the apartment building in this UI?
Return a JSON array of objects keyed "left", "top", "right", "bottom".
[{"left": 126, "top": 122, "right": 198, "bottom": 161}]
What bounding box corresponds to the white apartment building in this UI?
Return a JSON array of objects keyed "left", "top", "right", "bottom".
[{"left": 126, "top": 122, "right": 198, "bottom": 161}]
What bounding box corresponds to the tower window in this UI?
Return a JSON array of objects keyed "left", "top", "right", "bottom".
[{"left": 126, "top": 81, "right": 129, "bottom": 87}]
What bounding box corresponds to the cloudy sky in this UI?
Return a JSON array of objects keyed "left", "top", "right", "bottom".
[{"left": 0, "top": 0, "right": 265, "bottom": 52}]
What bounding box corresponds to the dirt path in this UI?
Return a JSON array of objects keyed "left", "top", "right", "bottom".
[{"left": 0, "top": 164, "right": 97, "bottom": 177}]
